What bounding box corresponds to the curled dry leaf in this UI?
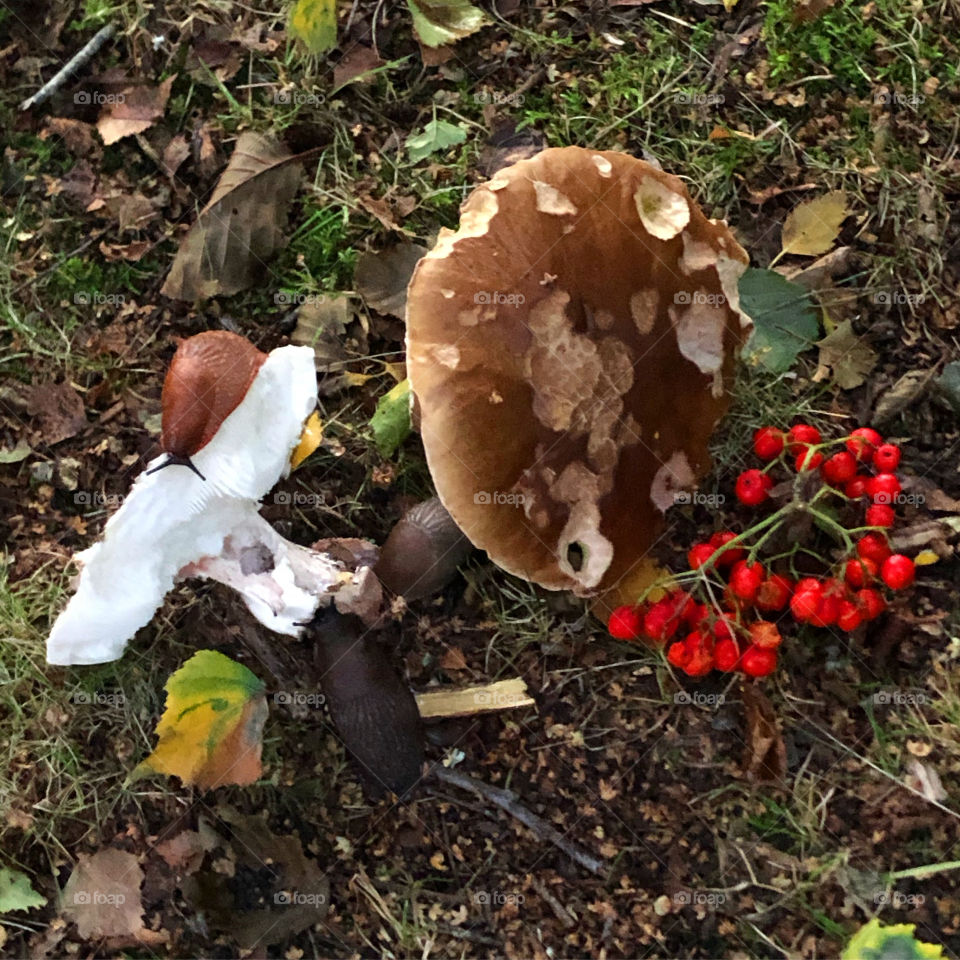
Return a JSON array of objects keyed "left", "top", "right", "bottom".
[
  {"left": 97, "top": 76, "right": 175, "bottom": 146},
  {"left": 741, "top": 682, "right": 787, "bottom": 784},
  {"left": 161, "top": 132, "right": 304, "bottom": 301}
]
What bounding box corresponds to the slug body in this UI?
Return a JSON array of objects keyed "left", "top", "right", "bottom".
[
  {"left": 374, "top": 497, "right": 472, "bottom": 600},
  {"left": 150, "top": 331, "right": 267, "bottom": 479},
  {"left": 307, "top": 608, "right": 424, "bottom": 799}
]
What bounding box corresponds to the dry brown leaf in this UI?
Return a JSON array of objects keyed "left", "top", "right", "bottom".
[
  {"left": 154, "top": 830, "right": 211, "bottom": 874},
  {"left": 291, "top": 295, "right": 354, "bottom": 369},
  {"left": 354, "top": 243, "right": 427, "bottom": 318},
  {"left": 26, "top": 381, "right": 86, "bottom": 445},
  {"left": 162, "top": 133, "right": 190, "bottom": 179},
  {"left": 439, "top": 646, "right": 468, "bottom": 670},
  {"left": 813, "top": 319, "right": 878, "bottom": 389},
  {"left": 160, "top": 133, "right": 304, "bottom": 300},
  {"left": 61, "top": 848, "right": 144, "bottom": 939},
  {"left": 333, "top": 45, "right": 384, "bottom": 87},
  {"left": 742, "top": 683, "right": 787, "bottom": 784},
  {"left": 97, "top": 76, "right": 175, "bottom": 146},
  {"left": 43, "top": 117, "right": 99, "bottom": 155}
]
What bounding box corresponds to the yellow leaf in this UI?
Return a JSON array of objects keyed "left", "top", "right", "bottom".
[
  {"left": 722, "top": 0, "right": 740, "bottom": 10},
  {"left": 407, "top": 0, "right": 488, "bottom": 48},
  {"left": 591, "top": 557, "right": 675, "bottom": 623},
  {"left": 780, "top": 191, "right": 849, "bottom": 257},
  {"left": 914, "top": 550, "right": 939, "bottom": 566},
  {"left": 289, "top": 0, "right": 337, "bottom": 54},
  {"left": 290, "top": 410, "right": 324, "bottom": 470},
  {"left": 136, "top": 651, "right": 267, "bottom": 791},
  {"left": 343, "top": 371, "right": 373, "bottom": 387}
]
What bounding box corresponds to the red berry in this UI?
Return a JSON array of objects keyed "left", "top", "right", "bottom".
[
  {"left": 730, "top": 561, "right": 765, "bottom": 603},
  {"left": 787, "top": 423, "right": 822, "bottom": 453},
  {"left": 682, "top": 630, "right": 714, "bottom": 677},
  {"left": 753, "top": 426, "right": 785, "bottom": 460},
  {"left": 809, "top": 591, "right": 841, "bottom": 628},
  {"left": 735, "top": 469, "right": 773, "bottom": 506},
  {"left": 687, "top": 542, "right": 716, "bottom": 569},
  {"left": 710, "top": 531, "right": 746, "bottom": 568},
  {"left": 741, "top": 645, "right": 777, "bottom": 678},
  {"left": 714, "top": 637, "right": 741, "bottom": 672},
  {"left": 836, "top": 600, "right": 863, "bottom": 631},
  {"left": 846, "top": 427, "right": 882, "bottom": 462},
  {"left": 608, "top": 605, "right": 644, "bottom": 640},
  {"left": 643, "top": 600, "right": 681, "bottom": 643},
  {"left": 867, "top": 473, "right": 901, "bottom": 506},
  {"left": 844, "top": 557, "right": 878, "bottom": 588},
  {"left": 666, "top": 640, "right": 689, "bottom": 668},
  {"left": 713, "top": 618, "right": 737, "bottom": 642},
  {"left": 865, "top": 504, "right": 896, "bottom": 528},
  {"left": 856, "top": 588, "right": 886, "bottom": 620},
  {"left": 684, "top": 602, "right": 709, "bottom": 628},
  {"left": 873, "top": 443, "right": 901, "bottom": 472},
  {"left": 857, "top": 533, "right": 891, "bottom": 565},
  {"left": 790, "top": 580, "right": 822, "bottom": 621},
  {"left": 755, "top": 574, "right": 792, "bottom": 612},
  {"left": 881, "top": 554, "right": 915, "bottom": 590},
  {"left": 749, "top": 620, "right": 782, "bottom": 650},
  {"left": 795, "top": 448, "right": 823, "bottom": 471},
  {"left": 845, "top": 475, "right": 870, "bottom": 499},
  {"left": 821, "top": 451, "right": 857, "bottom": 485}
]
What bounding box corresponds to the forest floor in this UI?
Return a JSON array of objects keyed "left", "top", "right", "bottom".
[{"left": 1, "top": 0, "right": 960, "bottom": 957}]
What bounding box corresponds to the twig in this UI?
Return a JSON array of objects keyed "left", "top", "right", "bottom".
[
  {"left": 529, "top": 876, "right": 577, "bottom": 928},
  {"left": 432, "top": 765, "right": 607, "bottom": 876},
  {"left": 20, "top": 23, "right": 116, "bottom": 111}
]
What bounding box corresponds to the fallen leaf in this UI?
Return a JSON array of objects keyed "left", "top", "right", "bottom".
[
  {"left": 742, "top": 683, "right": 787, "bottom": 784},
  {"left": 813, "top": 319, "right": 878, "bottom": 389},
  {"left": 99, "top": 239, "right": 152, "bottom": 262},
  {"left": 160, "top": 133, "right": 304, "bottom": 301},
  {"left": 905, "top": 758, "right": 946, "bottom": 802},
  {"left": 480, "top": 119, "right": 546, "bottom": 176},
  {"left": 0, "top": 867, "right": 45, "bottom": 912},
  {"left": 793, "top": 0, "right": 836, "bottom": 22},
  {"left": 290, "top": 410, "right": 324, "bottom": 470},
  {"left": 43, "top": 116, "right": 98, "bottom": 155},
  {"left": 61, "top": 848, "right": 143, "bottom": 938},
  {"left": 439, "top": 646, "right": 468, "bottom": 670},
  {"left": 154, "top": 830, "right": 211, "bottom": 874},
  {"left": 162, "top": 133, "right": 190, "bottom": 179},
  {"left": 333, "top": 45, "right": 384, "bottom": 88},
  {"left": 407, "top": 0, "right": 488, "bottom": 47},
  {"left": 357, "top": 192, "right": 411, "bottom": 233},
  {"left": 26, "top": 381, "right": 87, "bottom": 445},
  {"left": 354, "top": 243, "right": 427, "bottom": 318},
  {"left": 136, "top": 650, "right": 267, "bottom": 790},
  {"left": 289, "top": 0, "right": 337, "bottom": 54},
  {"left": 780, "top": 246, "right": 852, "bottom": 291},
  {"left": 406, "top": 118, "right": 466, "bottom": 162},
  {"left": 873, "top": 369, "right": 936, "bottom": 426},
  {"left": 291, "top": 294, "right": 354, "bottom": 368},
  {"left": 739, "top": 267, "right": 820, "bottom": 373},
  {"left": 59, "top": 159, "right": 98, "bottom": 209},
  {"left": 370, "top": 377, "right": 412, "bottom": 457},
  {"left": 780, "top": 190, "right": 849, "bottom": 257},
  {"left": 0, "top": 439, "right": 32, "bottom": 463},
  {"left": 97, "top": 76, "right": 175, "bottom": 146}
]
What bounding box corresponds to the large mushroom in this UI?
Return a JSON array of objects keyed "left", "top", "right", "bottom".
[
  {"left": 405, "top": 147, "right": 750, "bottom": 599},
  {"left": 47, "top": 332, "right": 379, "bottom": 665}
]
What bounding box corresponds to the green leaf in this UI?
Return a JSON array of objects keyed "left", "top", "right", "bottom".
[
  {"left": 739, "top": 267, "right": 820, "bottom": 373},
  {"left": 405, "top": 119, "right": 466, "bottom": 163},
  {"left": 406, "top": 0, "right": 488, "bottom": 47},
  {"left": 0, "top": 866, "right": 46, "bottom": 912},
  {"left": 0, "top": 440, "right": 31, "bottom": 464},
  {"left": 842, "top": 918, "right": 943, "bottom": 960},
  {"left": 288, "top": 0, "right": 337, "bottom": 54},
  {"left": 370, "top": 378, "right": 412, "bottom": 457}
]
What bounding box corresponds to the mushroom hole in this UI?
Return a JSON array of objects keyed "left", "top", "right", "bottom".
[{"left": 565, "top": 541, "right": 587, "bottom": 572}]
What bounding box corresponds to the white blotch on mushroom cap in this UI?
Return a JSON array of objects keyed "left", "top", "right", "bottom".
[{"left": 634, "top": 177, "right": 690, "bottom": 240}]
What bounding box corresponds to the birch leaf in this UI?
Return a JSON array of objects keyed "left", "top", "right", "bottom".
[{"left": 780, "top": 190, "right": 849, "bottom": 257}]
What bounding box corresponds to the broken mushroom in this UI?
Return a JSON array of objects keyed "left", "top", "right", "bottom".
[
  {"left": 47, "top": 334, "right": 377, "bottom": 665},
  {"left": 406, "top": 146, "right": 750, "bottom": 597}
]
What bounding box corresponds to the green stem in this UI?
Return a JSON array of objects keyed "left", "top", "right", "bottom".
[{"left": 886, "top": 861, "right": 960, "bottom": 882}]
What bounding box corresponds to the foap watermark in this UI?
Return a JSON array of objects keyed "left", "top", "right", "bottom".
[
  {"left": 274, "top": 90, "right": 326, "bottom": 106},
  {"left": 474, "top": 291, "right": 525, "bottom": 307},
  {"left": 74, "top": 291, "right": 126, "bottom": 306},
  {"left": 74, "top": 491, "right": 124, "bottom": 508},
  {"left": 673, "top": 490, "right": 725, "bottom": 507},
  {"left": 873, "top": 688, "right": 928, "bottom": 707},
  {"left": 675, "top": 691, "right": 725, "bottom": 707},
  {"left": 674, "top": 291, "right": 726, "bottom": 306},
  {"left": 674, "top": 92, "right": 724, "bottom": 106},
  {"left": 872, "top": 491, "right": 924, "bottom": 507},
  {"left": 74, "top": 691, "right": 125, "bottom": 707},
  {"left": 73, "top": 890, "right": 126, "bottom": 906},
  {"left": 74, "top": 91, "right": 125, "bottom": 105},
  {"left": 274, "top": 890, "right": 327, "bottom": 906},
  {"left": 674, "top": 890, "right": 726, "bottom": 906},
  {"left": 875, "top": 92, "right": 925, "bottom": 106},
  {"left": 473, "top": 90, "right": 525, "bottom": 107},
  {"left": 274, "top": 491, "right": 326, "bottom": 507},
  {"left": 474, "top": 490, "right": 526, "bottom": 507},
  {"left": 475, "top": 690, "right": 528, "bottom": 709},
  {"left": 474, "top": 890, "right": 524, "bottom": 907},
  {"left": 274, "top": 291, "right": 328, "bottom": 306},
  {"left": 874, "top": 291, "right": 925, "bottom": 306},
  {"left": 876, "top": 891, "right": 925, "bottom": 907},
  {"left": 274, "top": 691, "right": 326, "bottom": 708}
]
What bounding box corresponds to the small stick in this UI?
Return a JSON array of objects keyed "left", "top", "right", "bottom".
[
  {"left": 432, "top": 765, "right": 607, "bottom": 876},
  {"left": 20, "top": 23, "right": 116, "bottom": 111}
]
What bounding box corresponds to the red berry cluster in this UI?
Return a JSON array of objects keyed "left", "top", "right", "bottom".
[{"left": 608, "top": 424, "right": 918, "bottom": 681}]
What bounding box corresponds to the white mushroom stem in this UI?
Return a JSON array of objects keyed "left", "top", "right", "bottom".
[{"left": 46, "top": 344, "right": 377, "bottom": 666}]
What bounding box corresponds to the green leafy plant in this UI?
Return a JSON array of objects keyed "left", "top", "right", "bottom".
[{"left": 842, "top": 918, "right": 943, "bottom": 960}]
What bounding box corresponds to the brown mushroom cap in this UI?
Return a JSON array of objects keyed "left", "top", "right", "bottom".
[{"left": 406, "top": 147, "right": 750, "bottom": 596}]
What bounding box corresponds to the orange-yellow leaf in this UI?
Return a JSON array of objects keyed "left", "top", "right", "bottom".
[
  {"left": 291, "top": 410, "right": 324, "bottom": 470},
  {"left": 136, "top": 650, "right": 266, "bottom": 791}
]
